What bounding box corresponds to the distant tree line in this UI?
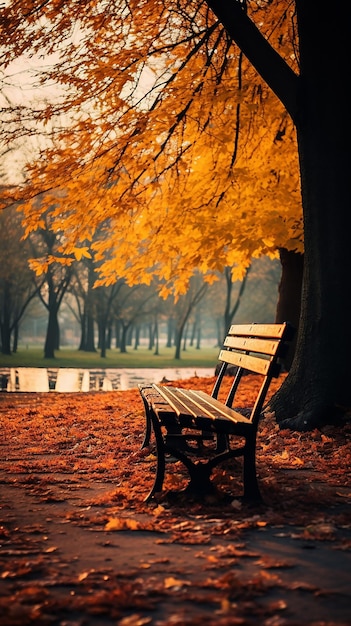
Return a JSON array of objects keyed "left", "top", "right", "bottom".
[{"left": 0, "top": 205, "right": 281, "bottom": 361}]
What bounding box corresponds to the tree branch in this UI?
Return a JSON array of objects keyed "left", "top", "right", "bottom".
[{"left": 206, "top": 0, "right": 299, "bottom": 121}]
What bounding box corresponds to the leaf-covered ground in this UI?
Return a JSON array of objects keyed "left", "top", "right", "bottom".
[{"left": 0, "top": 375, "right": 350, "bottom": 625}]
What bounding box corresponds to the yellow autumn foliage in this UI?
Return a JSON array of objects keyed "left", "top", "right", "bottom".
[{"left": 1, "top": 0, "right": 302, "bottom": 294}]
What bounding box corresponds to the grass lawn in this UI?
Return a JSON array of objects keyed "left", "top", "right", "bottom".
[{"left": 0, "top": 344, "right": 220, "bottom": 369}]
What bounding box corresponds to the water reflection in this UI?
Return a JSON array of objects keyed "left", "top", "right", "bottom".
[{"left": 1, "top": 367, "right": 215, "bottom": 392}]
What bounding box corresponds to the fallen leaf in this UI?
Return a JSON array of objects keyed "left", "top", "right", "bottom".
[
  {"left": 164, "top": 576, "right": 191, "bottom": 589},
  {"left": 44, "top": 546, "right": 58, "bottom": 553},
  {"left": 105, "top": 517, "right": 143, "bottom": 531},
  {"left": 118, "top": 615, "right": 152, "bottom": 625}
]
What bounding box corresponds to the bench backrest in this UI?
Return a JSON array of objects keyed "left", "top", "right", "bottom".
[{"left": 212, "top": 322, "right": 294, "bottom": 424}]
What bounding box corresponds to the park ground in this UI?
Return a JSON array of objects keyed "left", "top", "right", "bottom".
[{"left": 0, "top": 375, "right": 350, "bottom": 625}]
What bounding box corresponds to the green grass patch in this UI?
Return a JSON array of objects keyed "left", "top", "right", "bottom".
[{"left": 0, "top": 345, "right": 220, "bottom": 369}]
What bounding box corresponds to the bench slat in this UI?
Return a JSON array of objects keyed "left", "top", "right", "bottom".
[
  {"left": 223, "top": 336, "right": 281, "bottom": 356},
  {"left": 218, "top": 349, "right": 272, "bottom": 375},
  {"left": 227, "top": 323, "right": 287, "bottom": 338}
]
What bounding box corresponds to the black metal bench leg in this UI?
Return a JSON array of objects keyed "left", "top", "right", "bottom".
[
  {"left": 139, "top": 391, "right": 152, "bottom": 448},
  {"left": 215, "top": 432, "right": 229, "bottom": 453},
  {"left": 184, "top": 461, "right": 218, "bottom": 496},
  {"left": 144, "top": 412, "right": 166, "bottom": 503},
  {"left": 141, "top": 410, "right": 152, "bottom": 449}
]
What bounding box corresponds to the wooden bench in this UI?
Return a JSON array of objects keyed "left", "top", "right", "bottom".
[{"left": 139, "top": 322, "right": 294, "bottom": 503}]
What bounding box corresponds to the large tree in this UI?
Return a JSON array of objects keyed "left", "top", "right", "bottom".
[
  {"left": 205, "top": 1, "right": 350, "bottom": 429},
  {"left": 1, "top": 1, "right": 349, "bottom": 428}
]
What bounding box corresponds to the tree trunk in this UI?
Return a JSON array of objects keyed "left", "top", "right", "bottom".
[
  {"left": 182, "top": 323, "right": 188, "bottom": 351},
  {"left": 175, "top": 318, "right": 189, "bottom": 359},
  {"left": 44, "top": 308, "right": 59, "bottom": 358},
  {"left": 196, "top": 325, "right": 201, "bottom": 350},
  {"left": 0, "top": 323, "right": 11, "bottom": 355},
  {"left": 1, "top": 284, "right": 12, "bottom": 355},
  {"left": 97, "top": 319, "right": 107, "bottom": 357},
  {"left": 190, "top": 313, "right": 202, "bottom": 349},
  {"left": 119, "top": 324, "right": 129, "bottom": 353},
  {"left": 106, "top": 325, "right": 112, "bottom": 349},
  {"left": 127, "top": 326, "right": 133, "bottom": 346},
  {"left": 78, "top": 312, "right": 86, "bottom": 350},
  {"left": 133, "top": 325, "right": 140, "bottom": 350},
  {"left": 85, "top": 314, "right": 96, "bottom": 351},
  {"left": 216, "top": 318, "right": 223, "bottom": 348},
  {"left": 174, "top": 329, "right": 182, "bottom": 360},
  {"left": 166, "top": 317, "right": 174, "bottom": 348},
  {"left": 153, "top": 318, "right": 159, "bottom": 355},
  {"left": 85, "top": 263, "right": 96, "bottom": 351},
  {"left": 190, "top": 319, "right": 197, "bottom": 347},
  {"left": 269, "top": 4, "right": 351, "bottom": 429},
  {"left": 275, "top": 248, "right": 303, "bottom": 370},
  {"left": 115, "top": 320, "right": 121, "bottom": 348},
  {"left": 148, "top": 322, "right": 154, "bottom": 350},
  {"left": 223, "top": 265, "right": 250, "bottom": 338},
  {"left": 12, "top": 322, "right": 19, "bottom": 353}
]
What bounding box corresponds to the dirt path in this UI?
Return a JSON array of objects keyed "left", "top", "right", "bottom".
[{"left": 1, "top": 478, "right": 351, "bottom": 626}]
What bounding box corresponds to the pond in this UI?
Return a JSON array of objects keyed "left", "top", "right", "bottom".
[{"left": 0, "top": 367, "right": 216, "bottom": 393}]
